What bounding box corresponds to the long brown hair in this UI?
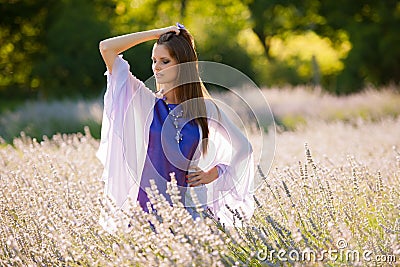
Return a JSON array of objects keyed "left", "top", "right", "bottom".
[{"left": 157, "top": 29, "right": 211, "bottom": 154}]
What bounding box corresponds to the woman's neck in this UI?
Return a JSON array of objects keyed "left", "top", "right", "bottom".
[{"left": 162, "top": 88, "right": 179, "bottom": 104}]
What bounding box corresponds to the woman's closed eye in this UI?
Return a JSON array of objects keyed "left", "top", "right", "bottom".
[{"left": 152, "top": 59, "right": 171, "bottom": 64}]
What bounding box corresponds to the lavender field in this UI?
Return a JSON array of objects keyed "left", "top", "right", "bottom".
[{"left": 1, "top": 87, "right": 399, "bottom": 266}]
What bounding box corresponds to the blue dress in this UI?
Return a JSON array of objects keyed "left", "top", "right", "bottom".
[{"left": 137, "top": 98, "right": 200, "bottom": 212}]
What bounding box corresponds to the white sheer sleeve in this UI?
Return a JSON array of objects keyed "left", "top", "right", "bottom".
[
  {"left": 96, "top": 55, "right": 155, "bottom": 209},
  {"left": 196, "top": 100, "right": 255, "bottom": 226}
]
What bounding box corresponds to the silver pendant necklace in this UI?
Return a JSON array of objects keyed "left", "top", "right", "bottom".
[{"left": 163, "top": 97, "right": 184, "bottom": 143}]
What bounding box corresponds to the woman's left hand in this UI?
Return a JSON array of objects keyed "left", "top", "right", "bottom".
[{"left": 186, "top": 166, "right": 219, "bottom": 187}]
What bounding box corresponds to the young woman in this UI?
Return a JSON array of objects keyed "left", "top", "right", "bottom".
[{"left": 97, "top": 24, "right": 254, "bottom": 228}]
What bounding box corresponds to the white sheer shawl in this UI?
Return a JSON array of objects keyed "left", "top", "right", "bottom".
[{"left": 97, "top": 55, "right": 254, "bottom": 227}]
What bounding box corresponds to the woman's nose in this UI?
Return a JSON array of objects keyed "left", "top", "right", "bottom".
[{"left": 153, "top": 62, "right": 161, "bottom": 72}]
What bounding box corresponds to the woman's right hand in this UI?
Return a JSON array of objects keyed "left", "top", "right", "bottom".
[{"left": 156, "top": 26, "right": 180, "bottom": 37}]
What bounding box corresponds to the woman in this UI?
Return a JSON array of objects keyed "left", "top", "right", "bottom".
[{"left": 97, "top": 24, "right": 254, "bottom": 228}]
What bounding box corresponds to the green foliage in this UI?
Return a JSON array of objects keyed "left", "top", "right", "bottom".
[
  {"left": 1, "top": 0, "right": 400, "bottom": 100},
  {"left": 248, "top": 0, "right": 400, "bottom": 93},
  {"left": 111, "top": 0, "right": 258, "bottom": 85},
  {"left": 248, "top": 0, "right": 324, "bottom": 58},
  {"left": 33, "top": 0, "right": 111, "bottom": 98},
  {"left": 188, "top": 0, "right": 257, "bottom": 82},
  {"left": 0, "top": 0, "right": 57, "bottom": 98},
  {"left": 317, "top": 0, "right": 400, "bottom": 93},
  {"left": 0, "top": 0, "right": 113, "bottom": 100},
  {"left": 275, "top": 114, "right": 307, "bottom": 131}
]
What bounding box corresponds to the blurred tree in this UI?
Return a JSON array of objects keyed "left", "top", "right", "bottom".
[
  {"left": 317, "top": 0, "right": 400, "bottom": 93},
  {"left": 107, "top": 0, "right": 256, "bottom": 88},
  {"left": 103, "top": 0, "right": 184, "bottom": 83},
  {"left": 2, "top": 0, "right": 398, "bottom": 100},
  {"left": 33, "top": 0, "right": 113, "bottom": 98},
  {"left": 0, "top": 0, "right": 114, "bottom": 100},
  {"left": 0, "top": 0, "right": 57, "bottom": 99},
  {"left": 248, "top": 0, "right": 400, "bottom": 93},
  {"left": 186, "top": 0, "right": 256, "bottom": 84},
  {"left": 248, "top": 0, "right": 324, "bottom": 60},
  {"left": 247, "top": 0, "right": 347, "bottom": 88}
]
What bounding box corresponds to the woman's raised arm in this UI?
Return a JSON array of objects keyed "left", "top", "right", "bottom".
[{"left": 99, "top": 26, "right": 180, "bottom": 73}]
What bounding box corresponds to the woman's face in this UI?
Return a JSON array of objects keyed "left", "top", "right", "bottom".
[{"left": 152, "top": 44, "right": 178, "bottom": 86}]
